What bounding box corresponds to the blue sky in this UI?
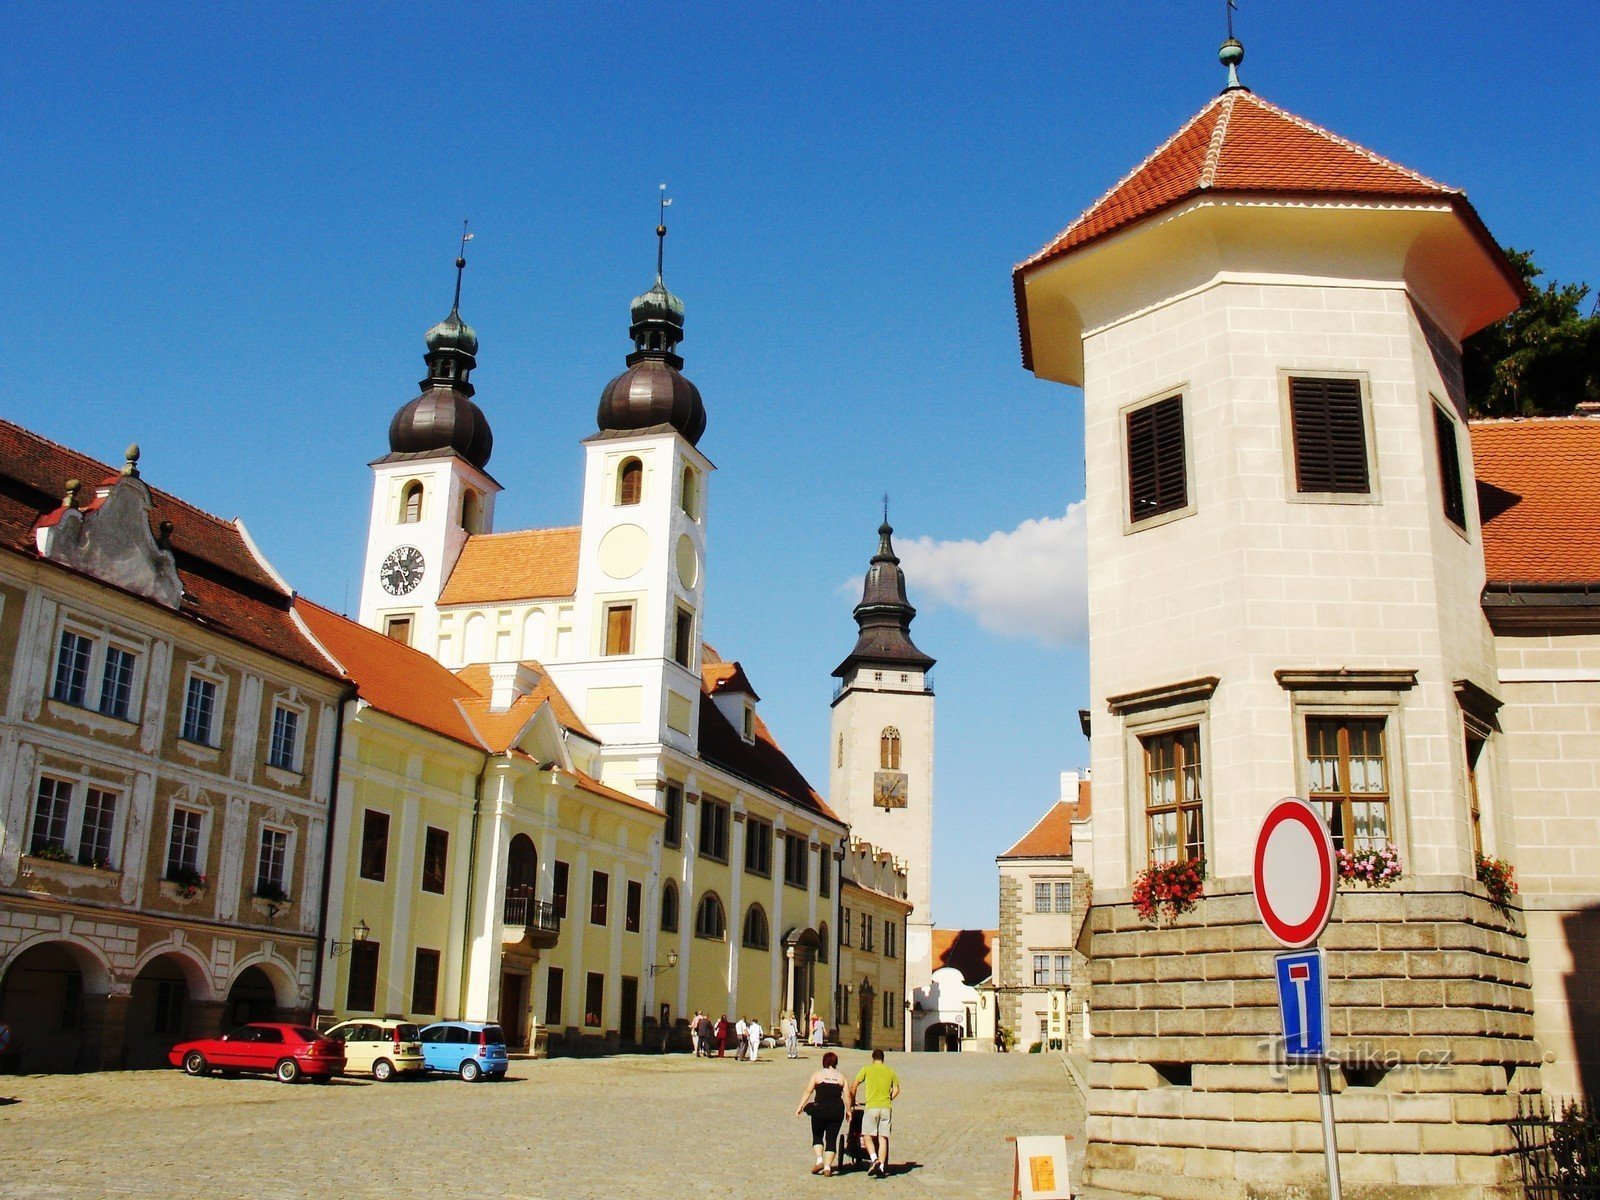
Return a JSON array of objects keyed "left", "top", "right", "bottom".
[{"left": 5, "top": 3, "right": 1595, "bottom": 928}]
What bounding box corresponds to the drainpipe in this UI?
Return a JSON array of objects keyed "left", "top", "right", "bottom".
[
  {"left": 308, "top": 691, "right": 354, "bottom": 1023},
  {"left": 458, "top": 750, "right": 496, "bottom": 1017}
]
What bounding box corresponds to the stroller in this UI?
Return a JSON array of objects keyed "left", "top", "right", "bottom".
[{"left": 834, "top": 1108, "right": 871, "bottom": 1173}]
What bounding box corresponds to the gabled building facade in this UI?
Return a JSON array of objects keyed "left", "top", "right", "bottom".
[
  {"left": 836, "top": 837, "right": 910, "bottom": 1052},
  {"left": 0, "top": 425, "right": 348, "bottom": 1071}
]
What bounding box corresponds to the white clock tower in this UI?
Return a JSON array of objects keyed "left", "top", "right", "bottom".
[
  {"left": 359, "top": 255, "right": 500, "bottom": 650},
  {"left": 829, "top": 519, "right": 936, "bottom": 996}
]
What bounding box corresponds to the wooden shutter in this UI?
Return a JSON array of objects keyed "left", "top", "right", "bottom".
[
  {"left": 605, "top": 604, "right": 633, "bottom": 655},
  {"left": 1290, "top": 377, "right": 1369, "bottom": 493},
  {"left": 1126, "top": 395, "right": 1187, "bottom": 522},
  {"left": 1433, "top": 404, "right": 1466, "bottom": 527}
]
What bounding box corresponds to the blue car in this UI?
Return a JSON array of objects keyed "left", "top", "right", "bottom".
[{"left": 418, "top": 1021, "right": 509, "bottom": 1081}]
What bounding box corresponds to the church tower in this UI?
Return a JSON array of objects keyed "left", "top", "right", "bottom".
[
  {"left": 829, "top": 518, "right": 936, "bottom": 997},
  {"left": 359, "top": 248, "right": 499, "bottom": 650},
  {"left": 546, "top": 214, "right": 713, "bottom": 753}
]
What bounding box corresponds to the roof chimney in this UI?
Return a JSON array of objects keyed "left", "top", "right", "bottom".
[{"left": 488, "top": 662, "right": 540, "bottom": 713}]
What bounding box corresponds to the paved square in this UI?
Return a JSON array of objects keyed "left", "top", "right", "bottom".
[{"left": 0, "top": 1050, "right": 1083, "bottom": 1199}]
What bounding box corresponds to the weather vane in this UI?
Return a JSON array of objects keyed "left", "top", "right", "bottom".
[
  {"left": 657, "top": 184, "right": 672, "bottom": 281},
  {"left": 453, "top": 218, "right": 474, "bottom": 311},
  {"left": 1226, "top": 0, "right": 1237, "bottom": 41},
  {"left": 883, "top": 493, "right": 890, "bottom": 525}
]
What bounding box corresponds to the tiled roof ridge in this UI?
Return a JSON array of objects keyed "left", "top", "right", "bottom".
[
  {"left": 999, "top": 799, "right": 1073, "bottom": 858},
  {"left": 0, "top": 418, "right": 279, "bottom": 588},
  {"left": 1015, "top": 94, "right": 1225, "bottom": 273},
  {"left": 1198, "top": 91, "right": 1237, "bottom": 189},
  {"left": 1470, "top": 415, "right": 1600, "bottom": 427},
  {"left": 1237, "top": 91, "right": 1457, "bottom": 195},
  {"left": 461, "top": 523, "right": 583, "bottom": 542}
]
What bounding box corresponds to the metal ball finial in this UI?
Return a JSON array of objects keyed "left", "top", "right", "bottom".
[{"left": 1219, "top": 38, "right": 1244, "bottom": 90}]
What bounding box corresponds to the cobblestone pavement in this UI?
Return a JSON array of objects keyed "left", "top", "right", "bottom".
[{"left": 0, "top": 1049, "right": 1084, "bottom": 1200}]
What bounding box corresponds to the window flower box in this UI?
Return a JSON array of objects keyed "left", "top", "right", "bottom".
[
  {"left": 1336, "top": 845, "right": 1402, "bottom": 889},
  {"left": 1476, "top": 853, "right": 1518, "bottom": 909},
  {"left": 164, "top": 867, "right": 208, "bottom": 900},
  {"left": 1132, "top": 858, "right": 1206, "bottom": 923}
]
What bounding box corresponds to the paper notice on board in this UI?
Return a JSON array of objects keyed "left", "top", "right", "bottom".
[{"left": 1013, "top": 1135, "right": 1070, "bottom": 1200}]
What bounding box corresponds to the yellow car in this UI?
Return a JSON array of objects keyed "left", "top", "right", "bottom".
[{"left": 323, "top": 1019, "right": 426, "bottom": 1081}]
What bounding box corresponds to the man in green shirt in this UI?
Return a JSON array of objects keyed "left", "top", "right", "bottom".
[{"left": 853, "top": 1048, "right": 901, "bottom": 1177}]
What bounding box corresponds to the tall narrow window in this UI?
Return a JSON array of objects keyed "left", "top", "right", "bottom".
[
  {"left": 255, "top": 827, "right": 288, "bottom": 896},
  {"left": 884, "top": 921, "right": 897, "bottom": 958},
  {"left": 698, "top": 800, "right": 729, "bottom": 863},
  {"left": 1126, "top": 394, "right": 1187, "bottom": 522},
  {"left": 545, "top": 967, "right": 564, "bottom": 1026},
  {"left": 604, "top": 604, "right": 634, "bottom": 656},
  {"left": 401, "top": 481, "right": 424, "bottom": 523},
  {"left": 552, "top": 860, "right": 570, "bottom": 919},
  {"left": 412, "top": 948, "right": 441, "bottom": 1015},
  {"left": 78, "top": 788, "right": 117, "bottom": 868},
  {"left": 819, "top": 848, "right": 832, "bottom": 899},
  {"left": 166, "top": 807, "right": 204, "bottom": 877},
  {"left": 1434, "top": 403, "right": 1467, "bottom": 528},
  {"left": 31, "top": 777, "right": 73, "bottom": 856},
  {"left": 660, "top": 879, "right": 679, "bottom": 932},
  {"left": 663, "top": 784, "right": 683, "bottom": 848},
  {"left": 99, "top": 647, "right": 136, "bottom": 719},
  {"left": 590, "top": 870, "right": 610, "bottom": 926},
  {"left": 880, "top": 727, "right": 901, "bottom": 770},
  {"left": 460, "top": 488, "right": 481, "bottom": 532},
  {"left": 181, "top": 676, "right": 218, "bottom": 745},
  {"left": 783, "top": 833, "right": 809, "bottom": 889},
  {"left": 742, "top": 904, "right": 770, "bottom": 950},
  {"left": 268, "top": 706, "right": 300, "bottom": 770},
  {"left": 1290, "top": 376, "right": 1369, "bottom": 494},
  {"left": 744, "top": 818, "right": 772, "bottom": 877},
  {"left": 422, "top": 826, "right": 448, "bottom": 894},
  {"left": 52, "top": 631, "right": 92, "bottom": 705},
  {"left": 673, "top": 607, "right": 694, "bottom": 668},
  {"left": 1033, "top": 881, "right": 1052, "bottom": 912},
  {"left": 617, "top": 458, "right": 643, "bottom": 506},
  {"left": 346, "top": 941, "right": 380, "bottom": 1011},
  {"left": 1143, "top": 728, "right": 1204, "bottom": 866},
  {"left": 818, "top": 921, "right": 830, "bottom": 964},
  {"left": 1466, "top": 734, "right": 1486, "bottom": 858},
  {"left": 1306, "top": 717, "right": 1391, "bottom": 852},
  {"left": 1033, "top": 954, "right": 1050, "bottom": 985},
  {"left": 359, "top": 809, "right": 390, "bottom": 881},
  {"left": 625, "top": 880, "right": 642, "bottom": 933},
  {"left": 840, "top": 907, "right": 852, "bottom": 947},
  {"left": 680, "top": 466, "right": 697, "bottom": 516},
  {"left": 584, "top": 973, "right": 604, "bottom": 1027}
]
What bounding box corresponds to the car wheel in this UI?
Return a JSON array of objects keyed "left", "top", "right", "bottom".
[
  {"left": 459, "top": 1059, "right": 481, "bottom": 1082},
  {"left": 182, "top": 1051, "right": 210, "bottom": 1076},
  {"left": 276, "top": 1058, "right": 301, "bottom": 1083},
  {"left": 373, "top": 1058, "right": 394, "bottom": 1082}
]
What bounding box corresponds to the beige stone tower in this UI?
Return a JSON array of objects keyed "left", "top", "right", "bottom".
[
  {"left": 829, "top": 519, "right": 936, "bottom": 1007},
  {"left": 1014, "top": 44, "right": 1535, "bottom": 1200}
]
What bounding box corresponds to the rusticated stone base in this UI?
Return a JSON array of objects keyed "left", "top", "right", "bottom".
[{"left": 1082, "top": 881, "right": 1539, "bottom": 1199}]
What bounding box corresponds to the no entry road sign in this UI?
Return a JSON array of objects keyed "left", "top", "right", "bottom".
[
  {"left": 1275, "top": 949, "right": 1330, "bottom": 1057},
  {"left": 1253, "top": 797, "right": 1337, "bottom": 949}
]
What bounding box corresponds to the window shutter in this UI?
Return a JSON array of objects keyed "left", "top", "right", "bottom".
[
  {"left": 1433, "top": 404, "right": 1466, "bottom": 527},
  {"left": 1290, "top": 377, "right": 1369, "bottom": 493},
  {"left": 1126, "top": 395, "right": 1187, "bottom": 523}
]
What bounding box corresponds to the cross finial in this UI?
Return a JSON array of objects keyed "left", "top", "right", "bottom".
[
  {"left": 656, "top": 183, "right": 672, "bottom": 282},
  {"left": 1219, "top": 0, "right": 1245, "bottom": 91},
  {"left": 452, "top": 219, "right": 472, "bottom": 312},
  {"left": 882, "top": 493, "right": 890, "bottom": 525}
]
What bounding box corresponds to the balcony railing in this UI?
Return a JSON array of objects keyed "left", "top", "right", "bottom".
[{"left": 504, "top": 893, "right": 560, "bottom": 934}]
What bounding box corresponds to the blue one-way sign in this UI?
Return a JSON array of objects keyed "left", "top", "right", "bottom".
[{"left": 1274, "top": 948, "right": 1329, "bottom": 1057}]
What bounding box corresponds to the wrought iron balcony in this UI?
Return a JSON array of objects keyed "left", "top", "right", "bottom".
[{"left": 503, "top": 893, "right": 560, "bottom": 947}]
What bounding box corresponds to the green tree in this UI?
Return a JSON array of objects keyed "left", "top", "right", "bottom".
[{"left": 1463, "top": 248, "right": 1600, "bottom": 417}]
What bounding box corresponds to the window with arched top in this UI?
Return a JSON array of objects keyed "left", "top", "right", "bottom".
[
  {"left": 742, "top": 903, "right": 770, "bottom": 951},
  {"left": 680, "top": 466, "right": 697, "bottom": 517},
  {"left": 817, "top": 921, "right": 830, "bottom": 964},
  {"left": 880, "top": 727, "right": 901, "bottom": 770},
  {"left": 694, "top": 891, "right": 726, "bottom": 941},
  {"left": 460, "top": 489, "right": 480, "bottom": 532},
  {"left": 400, "top": 481, "right": 424, "bottom": 524},
  {"left": 660, "top": 880, "right": 679, "bottom": 933},
  {"left": 617, "top": 458, "right": 643, "bottom": 506}
]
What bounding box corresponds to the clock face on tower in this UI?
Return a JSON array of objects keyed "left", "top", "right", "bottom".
[
  {"left": 873, "top": 770, "right": 908, "bottom": 810},
  {"left": 380, "top": 545, "right": 426, "bottom": 596}
]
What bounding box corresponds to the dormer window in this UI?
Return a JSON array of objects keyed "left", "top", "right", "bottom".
[
  {"left": 617, "top": 458, "right": 643, "bottom": 506},
  {"left": 742, "top": 705, "right": 755, "bottom": 741},
  {"left": 400, "top": 481, "right": 424, "bottom": 524}
]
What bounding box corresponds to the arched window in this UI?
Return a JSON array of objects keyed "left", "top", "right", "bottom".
[
  {"left": 742, "top": 904, "right": 770, "bottom": 951},
  {"left": 660, "top": 880, "right": 679, "bottom": 933},
  {"left": 460, "top": 489, "right": 480, "bottom": 532},
  {"left": 817, "top": 921, "right": 830, "bottom": 964},
  {"left": 506, "top": 834, "right": 537, "bottom": 895},
  {"left": 400, "top": 481, "right": 424, "bottom": 524},
  {"left": 617, "top": 458, "right": 643, "bottom": 506},
  {"left": 880, "top": 727, "right": 901, "bottom": 770},
  {"left": 680, "top": 466, "right": 697, "bottom": 517},
  {"left": 694, "top": 891, "right": 726, "bottom": 941}
]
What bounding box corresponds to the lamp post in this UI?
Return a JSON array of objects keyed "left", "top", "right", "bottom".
[
  {"left": 328, "top": 918, "right": 370, "bottom": 959},
  {"left": 647, "top": 948, "right": 679, "bottom": 978}
]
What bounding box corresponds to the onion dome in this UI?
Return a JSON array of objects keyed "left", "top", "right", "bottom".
[
  {"left": 596, "top": 204, "right": 707, "bottom": 445},
  {"left": 387, "top": 248, "right": 494, "bottom": 470},
  {"left": 833, "top": 517, "right": 936, "bottom": 678}
]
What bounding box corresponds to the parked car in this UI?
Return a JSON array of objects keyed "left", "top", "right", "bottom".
[
  {"left": 169, "top": 1023, "right": 345, "bottom": 1083},
  {"left": 417, "top": 1021, "right": 509, "bottom": 1081},
  {"left": 323, "top": 1019, "right": 426, "bottom": 1081}
]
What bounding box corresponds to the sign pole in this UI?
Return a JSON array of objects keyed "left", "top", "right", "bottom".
[{"left": 1317, "top": 1055, "right": 1343, "bottom": 1200}]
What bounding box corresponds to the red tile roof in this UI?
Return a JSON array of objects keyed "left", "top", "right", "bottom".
[
  {"left": 1471, "top": 419, "right": 1600, "bottom": 586},
  {"left": 454, "top": 661, "right": 595, "bottom": 742},
  {"left": 438, "top": 527, "right": 581, "bottom": 605},
  {"left": 1000, "top": 800, "right": 1076, "bottom": 860},
  {"left": 0, "top": 420, "right": 342, "bottom": 679},
  {"left": 931, "top": 929, "right": 995, "bottom": 986}
]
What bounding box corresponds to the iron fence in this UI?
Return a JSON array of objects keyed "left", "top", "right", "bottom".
[
  {"left": 1511, "top": 1096, "right": 1600, "bottom": 1199},
  {"left": 503, "top": 894, "right": 559, "bottom": 933}
]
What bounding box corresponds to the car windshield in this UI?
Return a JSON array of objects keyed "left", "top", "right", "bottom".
[
  {"left": 397, "top": 1024, "right": 421, "bottom": 1041},
  {"left": 483, "top": 1026, "right": 505, "bottom": 1044}
]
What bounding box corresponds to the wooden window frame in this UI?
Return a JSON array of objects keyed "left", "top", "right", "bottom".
[
  {"left": 590, "top": 870, "right": 610, "bottom": 926},
  {"left": 1140, "top": 726, "right": 1205, "bottom": 867},
  {"left": 603, "top": 603, "right": 635, "bottom": 657},
  {"left": 1305, "top": 715, "right": 1393, "bottom": 853},
  {"left": 744, "top": 817, "right": 772, "bottom": 878},
  {"left": 616, "top": 457, "right": 643, "bottom": 506}
]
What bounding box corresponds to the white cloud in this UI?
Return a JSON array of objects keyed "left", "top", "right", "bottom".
[{"left": 895, "top": 503, "right": 1088, "bottom": 647}]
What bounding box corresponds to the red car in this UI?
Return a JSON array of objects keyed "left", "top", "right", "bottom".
[{"left": 168, "top": 1022, "right": 346, "bottom": 1083}]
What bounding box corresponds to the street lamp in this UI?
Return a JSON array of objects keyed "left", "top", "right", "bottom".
[
  {"left": 328, "top": 918, "right": 370, "bottom": 958},
  {"left": 647, "top": 948, "right": 679, "bottom": 977}
]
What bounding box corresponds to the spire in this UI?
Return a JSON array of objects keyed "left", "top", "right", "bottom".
[
  {"left": 422, "top": 221, "right": 479, "bottom": 396},
  {"left": 627, "top": 185, "right": 687, "bottom": 369},
  {"left": 833, "top": 512, "right": 936, "bottom": 679}
]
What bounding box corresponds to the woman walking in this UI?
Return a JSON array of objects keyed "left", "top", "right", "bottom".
[
  {"left": 795, "top": 1051, "right": 851, "bottom": 1176},
  {"left": 809, "top": 1013, "right": 826, "bottom": 1049},
  {"left": 715, "top": 1014, "right": 730, "bottom": 1059}
]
